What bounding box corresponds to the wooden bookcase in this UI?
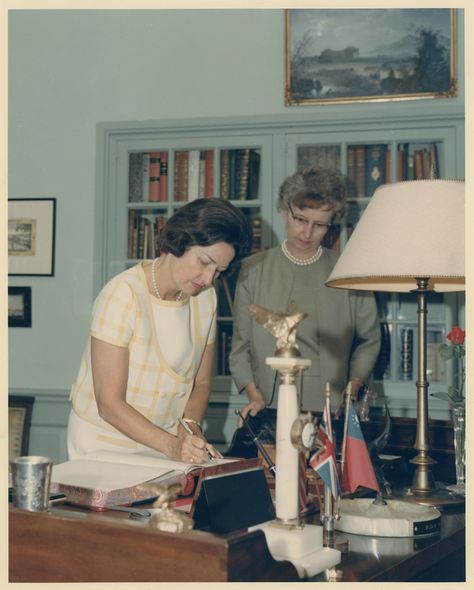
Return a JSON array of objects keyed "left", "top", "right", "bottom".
[{"left": 95, "top": 107, "right": 464, "bottom": 448}]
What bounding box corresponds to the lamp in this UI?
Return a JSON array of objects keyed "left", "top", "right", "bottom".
[{"left": 326, "top": 179, "right": 465, "bottom": 504}]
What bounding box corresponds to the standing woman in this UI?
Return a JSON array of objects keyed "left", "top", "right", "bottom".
[
  {"left": 230, "top": 166, "right": 380, "bottom": 421},
  {"left": 68, "top": 198, "right": 252, "bottom": 464}
]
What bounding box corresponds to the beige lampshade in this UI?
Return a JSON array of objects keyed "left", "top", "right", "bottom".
[{"left": 326, "top": 179, "right": 465, "bottom": 293}]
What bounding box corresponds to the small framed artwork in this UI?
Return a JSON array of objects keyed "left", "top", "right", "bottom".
[
  {"left": 8, "top": 286, "right": 32, "bottom": 328},
  {"left": 8, "top": 198, "right": 57, "bottom": 276},
  {"left": 285, "top": 8, "right": 457, "bottom": 106}
]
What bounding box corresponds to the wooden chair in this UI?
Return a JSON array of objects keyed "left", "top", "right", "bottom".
[{"left": 8, "top": 395, "right": 35, "bottom": 462}]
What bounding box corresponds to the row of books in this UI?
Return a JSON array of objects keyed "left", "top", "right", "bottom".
[
  {"left": 346, "top": 142, "right": 440, "bottom": 199},
  {"left": 174, "top": 149, "right": 215, "bottom": 202},
  {"left": 220, "top": 148, "right": 260, "bottom": 200},
  {"left": 347, "top": 144, "right": 391, "bottom": 198},
  {"left": 397, "top": 143, "right": 439, "bottom": 182},
  {"left": 129, "top": 152, "right": 169, "bottom": 203},
  {"left": 128, "top": 211, "right": 166, "bottom": 260}
]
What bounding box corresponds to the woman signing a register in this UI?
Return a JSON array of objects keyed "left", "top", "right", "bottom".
[{"left": 67, "top": 198, "right": 252, "bottom": 465}]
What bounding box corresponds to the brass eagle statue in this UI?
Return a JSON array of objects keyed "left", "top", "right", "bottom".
[{"left": 249, "top": 302, "right": 307, "bottom": 355}]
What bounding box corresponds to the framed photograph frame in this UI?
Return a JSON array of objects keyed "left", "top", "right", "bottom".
[
  {"left": 285, "top": 8, "right": 457, "bottom": 106},
  {"left": 8, "top": 198, "right": 57, "bottom": 276},
  {"left": 8, "top": 286, "right": 32, "bottom": 328}
]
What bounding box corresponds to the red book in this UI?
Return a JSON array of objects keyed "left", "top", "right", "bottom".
[
  {"left": 148, "top": 152, "right": 161, "bottom": 202},
  {"left": 159, "top": 151, "right": 168, "bottom": 202}
]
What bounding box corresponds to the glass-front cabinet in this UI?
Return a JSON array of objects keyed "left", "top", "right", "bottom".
[
  {"left": 283, "top": 120, "right": 463, "bottom": 412},
  {"left": 96, "top": 108, "right": 464, "bottom": 446}
]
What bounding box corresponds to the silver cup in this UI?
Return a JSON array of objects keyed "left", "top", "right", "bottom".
[{"left": 10, "top": 455, "right": 53, "bottom": 511}]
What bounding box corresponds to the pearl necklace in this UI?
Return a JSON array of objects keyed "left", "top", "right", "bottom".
[
  {"left": 151, "top": 258, "right": 183, "bottom": 301},
  {"left": 281, "top": 240, "right": 323, "bottom": 266}
]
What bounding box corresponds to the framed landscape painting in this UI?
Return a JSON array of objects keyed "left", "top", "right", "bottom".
[
  {"left": 8, "top": 198, "right": 57, "bottom": 276},
  {"left": 285, "top": 8, "right": 456, "bottom": 106}
]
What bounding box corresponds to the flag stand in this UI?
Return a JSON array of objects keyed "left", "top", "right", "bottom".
[{"left": 336, "top": 385, "right": 442, "bottom": 538}]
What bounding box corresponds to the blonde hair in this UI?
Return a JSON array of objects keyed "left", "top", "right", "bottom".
[{"left": 278, "top": 166, "right": 347, "bottom": 223}]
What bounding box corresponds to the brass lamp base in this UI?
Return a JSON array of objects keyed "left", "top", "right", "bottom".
[{"left": 391, "top": 485, "right": 465, "bottom": 508}]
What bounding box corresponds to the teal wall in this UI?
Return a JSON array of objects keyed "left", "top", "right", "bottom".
[{"left": 8, "top": 9, "right": 465, "bottom": 391}]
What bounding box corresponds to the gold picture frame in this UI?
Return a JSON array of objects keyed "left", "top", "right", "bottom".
[{"left": 285, "top": 8, "right": 457, "bottom": 106}]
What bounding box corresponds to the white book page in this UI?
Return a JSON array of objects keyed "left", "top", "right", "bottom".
[
  {"left": 51, "top": 459, "right": 172, "bottom": 492},
  {"left": 51, "top": 451, "right": 235, "bottom": 492},
  {"left": 84, "top": 449, "right": 232, "bottom": 473}
]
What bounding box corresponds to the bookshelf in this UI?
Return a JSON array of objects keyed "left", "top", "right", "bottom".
[
  {"left": 284, "top": 117, "right": 464, "bottom": 416},
  {"left": 96, "top": 107, "right": 464, "bottom": 446}
]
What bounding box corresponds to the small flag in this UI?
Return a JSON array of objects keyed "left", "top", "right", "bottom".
[
  {"left": 342, "top": 399, "right": 379, "bottom": 494},
  {"left": 309, "top": 427, "right": 340, "bottom": 500}
]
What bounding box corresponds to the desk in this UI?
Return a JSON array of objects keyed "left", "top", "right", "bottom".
[{"left": 9, "top": 503, "right": 465, "bottom": 582}]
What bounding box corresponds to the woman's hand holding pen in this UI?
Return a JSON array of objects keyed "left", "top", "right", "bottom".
[{"left": 176, "top": 417, "right": 222, "bottom": 463}]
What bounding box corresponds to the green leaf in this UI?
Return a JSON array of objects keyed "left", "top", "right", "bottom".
[
  {"left": 438, "top": 344, "right": 454, "bottom": 360},
  {"left": 430, "top": 392, "right": 455, "bottom": 404}
]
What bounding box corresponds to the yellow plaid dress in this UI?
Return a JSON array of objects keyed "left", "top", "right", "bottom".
[{"left": 67, "top": 262, "right": 216, "bottom": 458}]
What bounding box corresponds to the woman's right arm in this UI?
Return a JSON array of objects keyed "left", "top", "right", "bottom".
[{"left": 90, "top": 337, "right": 209, "bottom": 463}]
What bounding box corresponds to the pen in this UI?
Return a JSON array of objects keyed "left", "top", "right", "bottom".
[
  {"left": 177, "top": 417, "right": 215, "bottom": 462},
  {"left": 235, "top": 409, "right": 276, "bottom": 477}
]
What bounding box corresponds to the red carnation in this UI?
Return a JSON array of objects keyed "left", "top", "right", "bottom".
[{"left": 447, "top": 327, "right": 465, "bottom": 346}]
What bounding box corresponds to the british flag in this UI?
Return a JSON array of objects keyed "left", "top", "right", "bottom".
[{"left": 309, "top": 396, "right": 341, "bottom": 500}]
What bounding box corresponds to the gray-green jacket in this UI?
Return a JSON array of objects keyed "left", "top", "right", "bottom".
[{"left": 229, "top": 246, "right": 381, "bottom": 411}]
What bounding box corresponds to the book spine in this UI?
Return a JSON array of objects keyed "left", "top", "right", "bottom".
[
  {"left": 365, "top": 144, "right": 386, "bottom": 196},
  {"left": 159, "top": 151, "right": 168, "bottom": 202},
  {"left": 137, "top": 216, "right": 146, "bottom": 259},
  {"left": 198, "top": 150, "right": 206, "bottom": 198},
  {"left": 148, "top": 152, "right": 161, "bottom": 202},
  {"left": 385, "top": 148, "right": 391, "bottom": 184},
  {"left": 220, "top": 149, "right": 230, "bottom": 199},
  {"left": 129, "top": 153, "right": 144, "bottom": 202},
  {"left": 414, "top": 149, "right": 424, "bottom": 179},
  {"left": 174, "top": 151, "right": 189, "bottom": 201},
  {"left": 397, "top": 145, "right": 406, "bottom": 181},
  {"left": 228, "top": 149, "right": 238, "bottom": 199},
  {"left": 355, "top": 145, "right": 366, "bottom": 197},
  {"left": 247, "top": 149, "right": 261, "bottom": 199},
  {"left": 204, "top": 150, "right": 214, "bottom": 197},
  {"left": 347, "top": 146, "right": 357, "bottom": 198},
  {"left": 429, "top": 143, "right": 439, "bottom": 179},
  {"left": 237, "top": 148, "right": 250, "bottom": 200},
  {"left": 128, "top": 210, "right": 137, "bottom": 259},
  {"left": 187, "top": 149, "right": 200, "bottom": 201},
  {"left": 141, "top": 154, "right": 150, "bottom": 203},
  {"left": 407, "top": 153, "right": 415, "bottom": 180},
  {"left": 422, "top": 148, "right": 430, "bottom": 179}
]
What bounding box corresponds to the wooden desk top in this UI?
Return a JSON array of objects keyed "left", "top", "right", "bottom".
[{"left": 9, "top": 502, "right": 465, "bottom": 583}]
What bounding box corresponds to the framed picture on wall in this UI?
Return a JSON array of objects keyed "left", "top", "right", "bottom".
[
  {"left": 8, "top": 198, "right": 57, "bottom": 276},
  {"left": 8, "top": 286, "right": 32, "bottom": 328},
  {"left": 285, "top": 8, "right": 457, "bottom": 106}
]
